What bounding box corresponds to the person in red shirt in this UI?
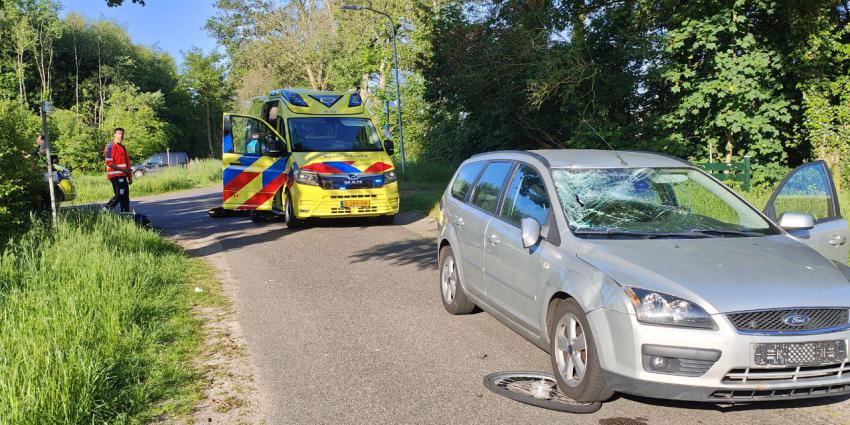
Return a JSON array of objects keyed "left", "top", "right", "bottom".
[{"left": 104, "top": 127, "right": 132, "bottom": 212}]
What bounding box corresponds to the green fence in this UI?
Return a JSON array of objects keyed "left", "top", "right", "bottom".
[{"left": 699, "top": 158, "right": 752, "bottom": 191}]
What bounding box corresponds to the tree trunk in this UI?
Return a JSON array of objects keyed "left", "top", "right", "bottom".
[
  {"left": 36, "top": 21, "right": 48, "bottom": 101},
  {"left": 97, "top": 38, "right": 105, "bottom": 126},
  {"left": 305, "top": 66, "right": 318, "bottom": 90},
  {"left": 378, "top": 61, "right": 387, "bottom": 90},
  {"left": 206, "top": 102, "right": 215, "bottom": 157},
  {"left": 360, "top": 73, "right": 369, "bottom": 97},
  {"left": 16, "top": 51, "right": 26, "bottom": 102},
  {"left": 73, "top": 31, "right": 80, "bottom": 113},
  {"left": 725, "top": 131, "right": 734, "bottom": 164}
]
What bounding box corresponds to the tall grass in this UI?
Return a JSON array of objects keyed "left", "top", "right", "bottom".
[
  {"left": 0, "top": 212, "right": 209, "bottom": 423},
  {"left": 71, "top": 158, "right": 221, "bottom": 204},
  {"left": 397, "top": 161, "right": 456, "bottom": 215}
]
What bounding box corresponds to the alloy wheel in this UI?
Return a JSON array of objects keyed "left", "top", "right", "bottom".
[
  {"left": 554, "top": 313, "right": 587, "bottom": 387},
  {"left": 441, "top": 256, "right": 456, "bottom": 303}
]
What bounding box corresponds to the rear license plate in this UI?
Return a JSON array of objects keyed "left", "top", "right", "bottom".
[
  {"left": 341, "top": 200, "right": 370, "bottom": 208},
  {"left": 753, "top": 340, "right": 847, "bottom": 366}
]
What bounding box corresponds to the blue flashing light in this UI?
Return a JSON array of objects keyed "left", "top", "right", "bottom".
[
  {"left": 285, "top": 91, "right": 309, "bottom": 107},
  {"left": 349, "top": 92, "right": 363, "bottom": 107},
  {"left": 271, "top": 89, "right": 309, "bottom": 107}
]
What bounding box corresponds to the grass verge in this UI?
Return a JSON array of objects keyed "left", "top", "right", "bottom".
[
  {"left": 70, "top": 158, "right": 221, "bottom": 204},
  {"left": 0, "top": 211, "right": 221, "bottom": 424},
  {"left": 397, "top": 161, "right": 456, "bottom": 215}
]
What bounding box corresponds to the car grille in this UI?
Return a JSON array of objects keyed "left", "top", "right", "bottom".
[
  {"left": 710, "top": 384, "right": 850, "bottom": 401},
  {"left": 726, "top": 308, "right": 849, "bottom": 334},
  {"left": 722, "top": 361, "right": 850, "bottom": 384},
  {"left": 320, "top": 174, "right": 384, "bottom": 190}
]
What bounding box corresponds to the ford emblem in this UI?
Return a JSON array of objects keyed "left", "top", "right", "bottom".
[{"left": 783, "top": 313, "right": 811, "bottom": 326}]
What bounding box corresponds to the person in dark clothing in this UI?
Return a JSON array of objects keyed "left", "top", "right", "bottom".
[{"left": 103, "top": 128, "right": 132, "bottom": 212}]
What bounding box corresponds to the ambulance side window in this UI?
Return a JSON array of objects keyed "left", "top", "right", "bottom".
[{"left": 229, "top": 117, "right": 264, "bottom": 156}]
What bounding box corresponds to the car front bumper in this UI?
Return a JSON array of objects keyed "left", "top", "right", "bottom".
[{"left": 588, "top": 308, "right": 850, "bottom": 402}]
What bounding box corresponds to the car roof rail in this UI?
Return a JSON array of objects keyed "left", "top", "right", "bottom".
[
  {"left": 620, "top": 150, "right": 693, "bottom": 166},
  {"left": 467, "top": 150, "right": 551, "bottom": 168}
]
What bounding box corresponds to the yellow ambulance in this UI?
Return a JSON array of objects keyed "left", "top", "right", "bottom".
[{"left": 221, "top": 89, "right": 399, "bottom": 226}]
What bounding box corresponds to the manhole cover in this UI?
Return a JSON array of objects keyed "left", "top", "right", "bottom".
[{"left": 483, "top": 371, "right": 602, "bottom": 413}]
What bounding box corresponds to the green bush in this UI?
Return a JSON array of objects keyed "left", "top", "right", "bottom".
[{"left": 0, "top": 100, "right": 42, "bottom": 243}]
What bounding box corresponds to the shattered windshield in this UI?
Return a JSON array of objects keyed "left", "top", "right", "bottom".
[{"left": 552, "top": 168, "right": 778, "bottom": 237}]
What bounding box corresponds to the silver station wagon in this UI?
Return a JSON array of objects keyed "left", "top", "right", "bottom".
[{"left": 436, "top": 149, "right": 850, "bottom": 403}]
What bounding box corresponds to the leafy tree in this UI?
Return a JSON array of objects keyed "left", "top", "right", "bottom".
[
  {"left": 0, "top": 100, "right": 41, "bottom": 242},
  {"left": 101, "top": 84, "right": 172, "bottom": 161},
  {"left": 181, "top": 48, "right": 233, "bottom": 157},
  {"left": 799, "top": 8, "right": 850, "bottom": 188}
]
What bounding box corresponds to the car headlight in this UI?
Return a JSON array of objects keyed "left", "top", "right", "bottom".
[
  {"left": 295, "top": 170, "right": 319, "bottom": 186},
  {"left": 383, "top": 170, "right": 397, "bottom": 184},
  {"left": 624, "top": 287, "right": 716, "bottom": 329}
]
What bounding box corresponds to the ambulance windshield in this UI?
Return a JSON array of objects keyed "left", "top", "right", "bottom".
[{"left": 288, "top": 118, "right": 384, "bottom": 152}]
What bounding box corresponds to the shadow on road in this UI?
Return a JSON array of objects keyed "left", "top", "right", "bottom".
[{"left": 349, "top": 238, "right": 436, "bottom": 270}]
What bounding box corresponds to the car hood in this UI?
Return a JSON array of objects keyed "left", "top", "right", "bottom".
[
  {"left": 576, "top": 235, "right": 850, "bottom": 313},
  {"left": 291, "top": 151, "right": 393, "bottom": 174}
]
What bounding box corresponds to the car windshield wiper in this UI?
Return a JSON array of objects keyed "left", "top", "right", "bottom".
[
  {"left": 572, "top": 229, "right": 709, "bottom": 239},
  {"left": 685, "top": 229, "right": 766, "bottom": 238}
]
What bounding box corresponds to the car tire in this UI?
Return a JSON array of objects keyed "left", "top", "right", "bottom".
[
  {"left": 376, "top": 214, "right": 396, "bottom": 225},
  {"left": 438, "top": 245, "right": 476, "bottom": 315},
  {"left": 284, "top": 192, "right": 305, "bottom": 228},
  {"left": 548, "top": 299, "right": 614, "bottom": 403},
  {"left": 133, "top": 169, "right": 145, "bottom": 178}
]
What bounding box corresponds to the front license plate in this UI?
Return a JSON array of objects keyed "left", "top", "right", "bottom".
[
  {"left": 341, "top": 200, "right": 370, "bottom": 208},
  {"left": 753, "top": 340, "right": 847, "bottom": 366}
]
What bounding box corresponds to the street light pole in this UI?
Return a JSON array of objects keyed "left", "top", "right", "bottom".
[
  {"left": 341, "top": 4, "right": 406, "bottom": 172},
  {"left": 41, "top": 101, "right": 58, "bottom": 226}
]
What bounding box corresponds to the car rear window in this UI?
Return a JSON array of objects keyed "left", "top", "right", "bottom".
[
  {"left": 451, "top": 161, "right": 486, "bottom": 201},
  {"left": 471, "top": 162, "right": 514, "bottom": 213}
]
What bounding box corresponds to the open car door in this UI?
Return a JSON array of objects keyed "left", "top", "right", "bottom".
[
  {"left": 764, "top": 160, "right": 849, "bottom": 263},
  {"left": 221, "top": 114, "right": 290, "bottom": 211}
]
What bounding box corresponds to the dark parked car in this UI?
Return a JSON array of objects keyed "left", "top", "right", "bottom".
[{"left": 132, "top": 152, "right": 189, "bottom": 177}]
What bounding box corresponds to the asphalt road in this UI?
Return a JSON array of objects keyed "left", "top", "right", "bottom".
[{"left": 135, "top": 186, "right": 850, "bottom": 425}]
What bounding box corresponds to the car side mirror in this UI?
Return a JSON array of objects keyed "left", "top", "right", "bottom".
[
  {"left": 521, "top": 217, "right": 542, "bottom": 248},
  {"left": 778, "top": 212, "right": 815, "bottom": 231},
  {"left": 384, "top": 140, "right": 395, "bottom": 156}
]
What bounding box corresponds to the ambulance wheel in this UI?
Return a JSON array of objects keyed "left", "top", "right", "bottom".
[
  {"left": 133, "top": 169, "right": 145, "bottom": 178},
  {"left": 377, "top": 214, "right": 396, "bottom": 225},
  {"left": 284, "top": 193, "right": 305, "bottom": 228}
]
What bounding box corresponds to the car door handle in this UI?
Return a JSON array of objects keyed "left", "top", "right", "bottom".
[
  {"left": 829, "top": 235, "right": 846, "bottom": 246},
  {"left": 488, "top": 234, "right": 500, "bottom": 246},
  {"left": 228, "top": 161, "right": 242, "bottom": 166}
]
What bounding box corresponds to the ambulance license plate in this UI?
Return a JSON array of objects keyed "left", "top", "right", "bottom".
[{"left": 342, "top": 200, "right": 370, "bottom": 208}]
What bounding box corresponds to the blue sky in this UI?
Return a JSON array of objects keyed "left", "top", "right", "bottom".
[{"left": 60, "top": 0, "right": 220, "bottom": 64}]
